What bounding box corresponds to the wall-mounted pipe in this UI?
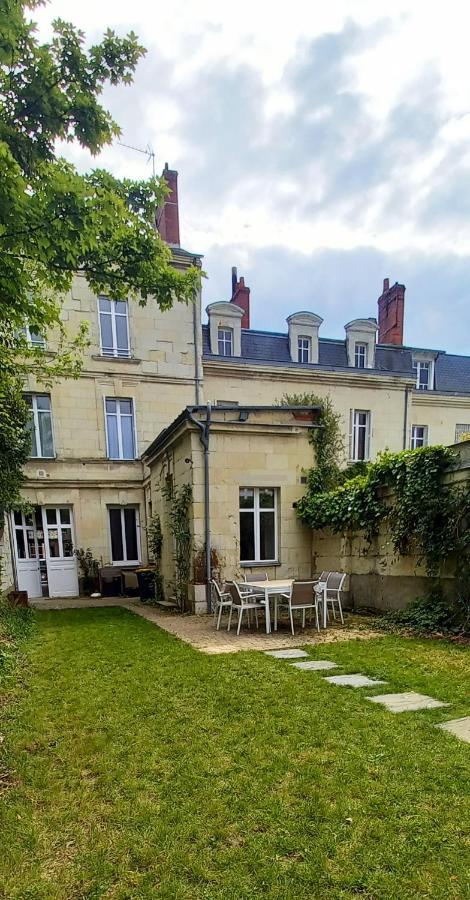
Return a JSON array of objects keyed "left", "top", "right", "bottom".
[{"left": 188, "top": 403, "right": 212, "bottom": 613}]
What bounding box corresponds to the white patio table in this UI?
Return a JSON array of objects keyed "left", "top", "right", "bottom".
[{"left": 244, "top": 578, "right": 293, "bottom": 634}]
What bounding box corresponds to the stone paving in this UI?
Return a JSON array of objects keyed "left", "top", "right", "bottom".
[
  {"left": 290, "top": 660, "right": 339, "bottom": 671},
  {"left": 366, "top": 691, "right": 449, "bottom": 712},
  {"left": 265, "top": 648, "right": 309, "bottom": 659},
  {"left": 30, "top": 596, "right": 379, "bottom": 655},
  {"left": 437, "top": 716, "right": 470, "bottom": 744},
  {"left": 324, "top": 673, "right": 387, "bottom": 688}
]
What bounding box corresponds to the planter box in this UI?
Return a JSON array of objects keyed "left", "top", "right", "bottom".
[{"left": 189, "top": 583, "right": 209, "bottom": 616}]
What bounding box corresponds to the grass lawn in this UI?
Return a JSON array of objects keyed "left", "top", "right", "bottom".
[{"left": 1, "top": 608, "right": 469, "bottom": 899}]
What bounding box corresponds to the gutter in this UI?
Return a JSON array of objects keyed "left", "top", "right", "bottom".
[
  {"left": 403, "top": 386, "right": 411, "bottom": 449},
  {"left": 192, "top": 259, "right": 202, "bottom": 405},
  {"left": 187, "top": 403, "right": 212, "bottom": 614}
]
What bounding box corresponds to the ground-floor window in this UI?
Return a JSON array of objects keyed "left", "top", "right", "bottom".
[
  {"left": 239, "top": 487, "right": 278, "bottom": 563},
  {"left": 108, "top": 506, "right": 140, "bottom": 564}
]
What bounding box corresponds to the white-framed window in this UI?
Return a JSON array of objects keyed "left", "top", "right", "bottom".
[
  {"left": 218, "top": 327, "right": 233, "bottom": 357},
  {"left": 108, "top": 506, "right": 140, "bottom": 564},
  {"left": 98, "top": 296, "right": 130, "bottom": 358},
  {"left": 455, "top": 424, "right": 470, "bottom": 443},
  {"left": 350, "top": 409, "right": 371, "bottom": 461},
  {"left": 297, "top": 336, "right": 311, "bottom": 364},
  {"left": 105, "top": 398, "right": 136, "bottom": 459},
  {"left": 412, "top": 358, "right": 433, "bottom": 390},
  {"left": 22, "top": 325, "right": 45, "bottom": 348},
  {"left": 25, "top": 394, "right": 55, "bottom": 458},
  {"left": 239, "top": 487, "right": 278, "bottom": 563},
  {"left": 411, "top": 425, "right": 428, "bottom": 449},
  {"left": 355, "top": 342, "right": 367, "bottom": 368}
]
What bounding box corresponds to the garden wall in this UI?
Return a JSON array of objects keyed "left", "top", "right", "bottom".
[{"left": 311, "top": 445, "right": 470, "bottom": 611}]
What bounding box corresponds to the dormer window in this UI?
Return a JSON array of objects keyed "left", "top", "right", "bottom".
[
  {"left": 412, "top": 358, "right": 433, "bottom": 390},
  {"left": 355, "top": 342, "right": 367, "bottom": 368},
  {"left": 218, "top": 327, "right": 233, "bottom": 357},
  {"left": 297, "top": 336, "right": 311, "bottom": 364}
]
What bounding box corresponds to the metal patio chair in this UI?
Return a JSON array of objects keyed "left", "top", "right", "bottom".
[
  {"left": 211, "top": 580, "right": 233, "bottom": 631},
  {"left": 274, "top": 580, "right": 320, "bottom": 635},
  {"left": 227, "top": 581, "right": 266, "bottom": 635},
  {"left": 323, "top": 572, "right": 347, "bottom": 624}
]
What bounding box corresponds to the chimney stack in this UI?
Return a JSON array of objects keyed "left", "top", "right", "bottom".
[
  {"left": 156, "top": 163, "right": 180, "bottom": 246},
  {"left": 231, "top": 269, "right": 250, "bottom": 328},
  {"left": 377, "top": 278, "right": 405, "bottom": 345}
]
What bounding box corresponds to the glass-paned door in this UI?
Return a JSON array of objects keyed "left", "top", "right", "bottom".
[{"left": 42, "top": 507, "right": 78, "bottom": 597}]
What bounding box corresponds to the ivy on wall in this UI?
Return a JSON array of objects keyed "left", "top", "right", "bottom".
[
  {"left": 297, "top": 444, "right": 470, "bottom": 579},
  {"left": 161, "top": 481, "right": 192, "bottom": 611}
]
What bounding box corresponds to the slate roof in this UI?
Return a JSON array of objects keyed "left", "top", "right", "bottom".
[{"left": 202, "top": 324, "right": 470, "bottom": 395}]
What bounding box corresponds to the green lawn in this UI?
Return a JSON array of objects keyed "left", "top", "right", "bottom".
[{"left": 1, "top": 609, "right": 469, "bottom": 899}]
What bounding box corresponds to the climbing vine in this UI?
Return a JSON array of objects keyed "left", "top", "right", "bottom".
[
  {"left": 161, "top": 481, "right": 192, "bottom": 611},
  {"left": 278, "top": 392, "right": 345, "bottom": 493},
  {"left": 297, "top": 445, "right": 470, "bottom": 580},
  {"left": 147, "top": 513, "right": 164, "bottom": 602}
]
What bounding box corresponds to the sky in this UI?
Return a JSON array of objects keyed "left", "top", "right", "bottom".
[{"left": 35, "top": 0, "right": 470, "bottom": 353}]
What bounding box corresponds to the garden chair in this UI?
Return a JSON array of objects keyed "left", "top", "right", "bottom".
[
  {"left": 211, "top": 580, "right": 233, "bottom": 631},
  {"left": 274, "top": 581, "right": 320, "bottom": 635},
  {"left": 227, "top": 582, "right": 266, "bottom": 635},
  {"left": 322, "top": 572, "right": 347, "bottom": 624}
]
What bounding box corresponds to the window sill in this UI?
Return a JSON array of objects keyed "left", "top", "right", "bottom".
[
  {"left": 28, "top": 455, "right": 56, "bottom": 461},
  {"left": 240, "top": 560, "right": 280, "bottom": 568},
  {"left": 92, "top": 355, "right": 141, "bottom": 365}
]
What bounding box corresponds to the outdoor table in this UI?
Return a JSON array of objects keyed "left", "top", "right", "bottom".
[{"left": 244, "top": 579, "right": 293, "bottom": 634}]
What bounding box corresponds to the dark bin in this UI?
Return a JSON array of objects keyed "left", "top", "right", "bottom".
[{"left": 136, "top": 567, "right": 156, "bottom": 602}]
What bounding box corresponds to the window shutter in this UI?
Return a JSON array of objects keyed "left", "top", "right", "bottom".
[{"left": 349, "top": 409, "right": 354, "bottom": 460}]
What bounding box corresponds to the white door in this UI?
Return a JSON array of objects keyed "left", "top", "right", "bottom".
[
  {"left": 11, "top": 510, "right": 42, "bottom": 599},
  {"left": 43, "top": 507, "right": 79, "bottom": 597}
]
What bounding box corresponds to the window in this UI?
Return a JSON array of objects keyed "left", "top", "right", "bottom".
[
  {"left": 25, "top": 394, "right": 54, "bottom": 458},
  {"left": 455, "top": 424, "right": 470, "bottom": 443},
  {"left": 105, "top": 398, "right": 136, "bottom": 459},
  {"left": 218, "top": 328, "right": 233, "bottom": 357},
  {"left": 354, "top": 342, "right": 367, "bottom": 368},
  {"left": 297, "top": 336, "right": 311, "bottom": 364},
  {"left": 108, "top": 506, "right": 140, "bottom": 564},
  {"left": 44, "top": 507, "right": 74, "bottom": 558},
  {"left": 411, "top": 425, "right": 428, "bottom": 449},
  {"left": 350, "top": 410, "right": 371, "bottom": 461},
  {"left": 239, "top": 487, "right": 278, "bottom": 563},
  {"left": 98, "top": 296, "right": 130, "bottom": 358},
  {"left": 412, "top": 358, "right": 432, "bottom": 390},
  {"left": 22, "top": 325, "right": 45, "bottom": 348}
]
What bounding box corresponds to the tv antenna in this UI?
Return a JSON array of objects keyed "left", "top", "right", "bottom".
[{"left": 117, "top": 140, "right": 156, "bottom": 177}]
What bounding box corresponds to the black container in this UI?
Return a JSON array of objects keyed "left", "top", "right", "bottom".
[{"left": 136, "top": 568, "right": 156, "bottom": 602}]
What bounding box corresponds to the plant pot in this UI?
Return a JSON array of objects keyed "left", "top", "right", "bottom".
[{"left": 189, "top": 583, "right": 208, "bottom": 616}]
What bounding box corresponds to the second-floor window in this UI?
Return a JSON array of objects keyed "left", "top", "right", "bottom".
[
  {"left": 99, "top": 297, "right": 130, "bottom": 358},
  {"left": 105, "top": 398, "right": 136, "bottom": 459},
  {"left": 25, "top": 394, "right": 54, "bottom": 458},
  {"left": 412, "top": 359, "right": 432, "bottom": 390},
  {"left": 22, "top": 325, "right": 45, "bottom": 348},
  {"left": 355, "top": 342, "right": 367, "bottom": 368},
  {"left": 411, "top": 425, "right": 428, "bottom": 449},
  {"left": 350, "top": 409, "right": 371, "bottom": 461},
  {"left": 218, "top": 328, "right": 233, "bottom": 357},
  {"left": 455, "top": 424, "right": 470, "bottom": 443},
  {"left": 297, "top": 336, "right": 311, "bottom": 364}
]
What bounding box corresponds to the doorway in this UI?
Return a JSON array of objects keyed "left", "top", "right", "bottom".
[{"left": 12, "top": 506, "right": 79, "bottom": 599}]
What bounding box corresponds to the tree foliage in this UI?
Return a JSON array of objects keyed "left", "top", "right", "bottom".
[{"left": 0, "top": 1, "right": 201, "bottom": 514}]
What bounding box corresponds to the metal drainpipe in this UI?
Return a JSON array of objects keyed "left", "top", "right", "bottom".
[
  {"left": 403, "top": 385, "right": 411, "bottom": 449},
  {"left": 188, "top": 403, "right": 212, "bottom": 613}
]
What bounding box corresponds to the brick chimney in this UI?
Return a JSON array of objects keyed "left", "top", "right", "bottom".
[
  {"left": 231, "top": 267, "right": 250, "bottom": 328},
  {"left": 156, "top": 163, "right": 180, "bottom": 246},
  {"left": 377, "top": 278, "right": 405, "bottom": 345}
]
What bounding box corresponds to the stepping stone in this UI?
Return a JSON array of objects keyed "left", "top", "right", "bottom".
[
  {"left": 265, "top": 648, "right": 309, "bottom": 659},
  {"left": 324, "top": 673, "right": 386, "bottom": 688},
  {"left": 437, "top": 716, "right": 470, "bottom": 744},
  {"left": 366, "top": 691, "right": 449, "bottom": 712},
  {"left": 290, "top": 660, "right": 339, "bottom": 671}
]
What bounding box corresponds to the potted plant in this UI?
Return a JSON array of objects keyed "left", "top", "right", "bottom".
[
  {"left": 74, "top": 548, "right": 100, "bottom": 596},
  {"left": 191, "top": 546, "right": 222, "bottom": 615}
]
